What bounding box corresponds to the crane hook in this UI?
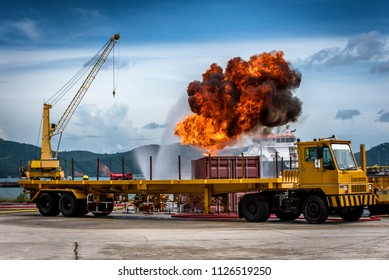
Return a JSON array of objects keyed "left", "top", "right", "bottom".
[{"left": 113, "top": 90, "right": 116, "bottom": 97}]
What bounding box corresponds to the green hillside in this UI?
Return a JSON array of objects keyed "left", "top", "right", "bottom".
[
  {"left": 354, "top": 142, "right": 389, "bottom": 167},
  {"left": 0, "top": 138, "right": 203, "bottom": 178},
  {"left": 0, "top": 139, "right": 38, "bottom": 178}
]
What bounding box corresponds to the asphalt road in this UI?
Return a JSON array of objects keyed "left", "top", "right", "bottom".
[{"left": 0, "top": 210, "right": 388, "bottom": 260}]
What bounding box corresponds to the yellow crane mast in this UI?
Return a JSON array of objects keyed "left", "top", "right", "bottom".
[{"left": 27, "top": 33, "right": 120, "bottom": 179}]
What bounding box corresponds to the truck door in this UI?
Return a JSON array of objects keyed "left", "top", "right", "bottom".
[
  {"left": 299, "top": 144, "right": 338, "bottom": 190},
  {"left": 321, "top": 145, "right": 338, "bottom": 192},
  {"left": 300, "top": 145, "right": 323, "bottom": 186}
]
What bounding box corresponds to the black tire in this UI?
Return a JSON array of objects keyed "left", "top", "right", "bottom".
[
  {"left": 339, "top": 206, "right": 364, "bottom": 221},
  {"left": 76, "top": 199, "right": 89, "bottom": 216},
  {"left": 239, "top": 194, "right": 270, "bottom": 222},
  {"left": 275, "top": 211, "right": 301, "bottom": 221},
  {"left": 303, "top": 195, "right": 328, "bottom": 224},
  {"left": 91, "top": 198, "right": 114, "bottom": 217},
  {"left": 37, "top": 192, "right": 60, "bottom": 216},
  {"left": 59, "top": 193, "right": 78, "bottom": 217}
]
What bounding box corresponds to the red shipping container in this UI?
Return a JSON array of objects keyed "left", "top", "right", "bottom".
[{"left": 191, "top": 156, "right": 261, "bottom": 179}]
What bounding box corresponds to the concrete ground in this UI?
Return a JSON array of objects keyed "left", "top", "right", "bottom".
[{"left": 0, "top": 209, "right": 388, "bottom": 260}]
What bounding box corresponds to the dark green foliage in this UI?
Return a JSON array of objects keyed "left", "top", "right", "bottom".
[{"left": 0, "top": 138, "right": 203, "bottom": 178}]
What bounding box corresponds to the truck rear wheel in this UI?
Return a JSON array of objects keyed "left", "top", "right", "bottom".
[
  {"left": 37, "top": 192, "right": 60, "bottom": 216},
  {"left": 338, "top": 206, "right": 364, "bottom": 221},
  {"left": 239, "top": 194, "right": 270, "bottom": 222},
  {"left": 59, "top": 193, "right": 78, "bottom": 217},
  {"left": 303, "top": 195, "right": 328, "bottom": 224}
]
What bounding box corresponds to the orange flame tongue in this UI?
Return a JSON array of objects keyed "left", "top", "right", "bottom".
[
  {"left": 174, "top": 114, "right": 231, "bottom": 155},
  {"left": 175, "top": 51, "right": 302, "bottom": 153}
]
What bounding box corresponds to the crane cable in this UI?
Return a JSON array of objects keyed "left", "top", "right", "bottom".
[
  {"left": 112, "top": 41, "right": 120, "bottom": 97},
  {"left": 46, "top": 41, "right": 108, "bottom": 106},
  {"left": 47, "top": 54, "right": 95, "bottom": 106}
]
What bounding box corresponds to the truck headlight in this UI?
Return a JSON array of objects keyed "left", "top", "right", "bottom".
[
  {"left": 368, "top": 183, "right": 373, "bottom": 191},
  {"left": 340, "top": 184, "right": 348, "bottom": 193}
]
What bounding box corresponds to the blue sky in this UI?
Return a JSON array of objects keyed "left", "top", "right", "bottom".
[{"left": 0, "top": 0, "right": 388, "bottom": 154}]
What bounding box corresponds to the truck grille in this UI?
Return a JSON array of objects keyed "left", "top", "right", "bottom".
[
  {"left": 351, "top": 185, "right": 366, "bottom": 193},
  {"left": 351, "top": 177, "right": 366, "bottom": 182}
]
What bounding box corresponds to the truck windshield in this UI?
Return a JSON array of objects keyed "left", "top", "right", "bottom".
[{"left": 331, "top": 143, "right": 357, "bottom": 170}]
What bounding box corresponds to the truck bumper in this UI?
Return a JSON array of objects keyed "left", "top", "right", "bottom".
[{"left": 327, "top": 194, "right": 376, "bottom": 208}]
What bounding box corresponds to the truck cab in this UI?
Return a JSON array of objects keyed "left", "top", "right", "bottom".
[
  {"left": 239, "top": 137, "right": 376, "bottom": 224},
  {"left": 298, "top": 138, "right": 371, "bottom": 195}
]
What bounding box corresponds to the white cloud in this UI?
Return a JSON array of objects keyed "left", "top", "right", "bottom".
[
  {"left": 0, "top": 18, "right": 42, "bottom": 41},
  {"left": 57, "top": 102, "right": 155, "bottom": 153},
  {"left": 302, "top": 31, "right": 389, "bottom": 72},
  {"left": 0, "top": 128, "right": 7, "bottom": 139},
  {"left": 0, "top": 35, "right": 388, "bottom": 153}
]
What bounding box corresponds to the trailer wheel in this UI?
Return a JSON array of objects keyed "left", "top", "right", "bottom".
[
  {"left": 303, "top": 195, "right": 328, "bottom": 224},
  {"left": 275, "top": 211, "right": 301, "bottom": 221},
  {"left": 37, "top": 192, "right": 60, "bottom": 216},
  {"left": 240, "top": 194, "right": 270, "bottom": 222},
  {"left": 91, "top": 198, "right": 114, "bottom": 217},
  {"left": 59, "top": 193, "right": 78, "bottom": 217},
  {"left": 338, "top": 206, "right": 364, "bottom": 221}
]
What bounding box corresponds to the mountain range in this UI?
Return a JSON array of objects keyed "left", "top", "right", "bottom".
[
  {"left": 0, "top": 138, "right": 204, "bottom": 178},
  {"left": 0, "top": 138, "right": 388, "bottom": 178}
]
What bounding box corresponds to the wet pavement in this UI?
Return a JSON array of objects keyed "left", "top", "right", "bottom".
[{"left": 0, "top": 210, "right": 388, "bottom": 260}]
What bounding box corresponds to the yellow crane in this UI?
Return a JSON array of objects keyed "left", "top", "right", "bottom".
[{"left": 26, "top": 33, "right": 120, "bottom": 179}]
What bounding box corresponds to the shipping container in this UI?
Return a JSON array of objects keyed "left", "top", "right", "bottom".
[{"left": 191, "top": 156, "right": 261, "bottom": 179}]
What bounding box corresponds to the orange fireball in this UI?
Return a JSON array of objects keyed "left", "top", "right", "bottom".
[{"left": 175, "top": 51, "right": 302, "bottom": 154}]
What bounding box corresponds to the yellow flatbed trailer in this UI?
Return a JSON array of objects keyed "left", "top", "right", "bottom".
[{"left": 19, "top": 177, "right": 282, "bottom": 214}]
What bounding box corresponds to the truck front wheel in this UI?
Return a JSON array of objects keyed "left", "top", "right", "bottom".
[
  {"left": 239, "top": 194, "right": 270, "bottom": 222},
  {"left": 303, "top": 195, "right": 328, "bottom": 224}
]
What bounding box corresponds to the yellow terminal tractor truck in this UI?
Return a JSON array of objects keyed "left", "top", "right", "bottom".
[
  {"left": 238, "top": 137, "right": 376, "bottom": 224},
  {"left": 19, "top": 136, "right": 378, "bottom": 224}
]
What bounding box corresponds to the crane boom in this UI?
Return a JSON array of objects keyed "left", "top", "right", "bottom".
[
  {"left": 53, "top": 34, "right": 120, "bottom": 137},
  {"left": 27, "top": 33, "right": 120, "bottom": 179}
]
